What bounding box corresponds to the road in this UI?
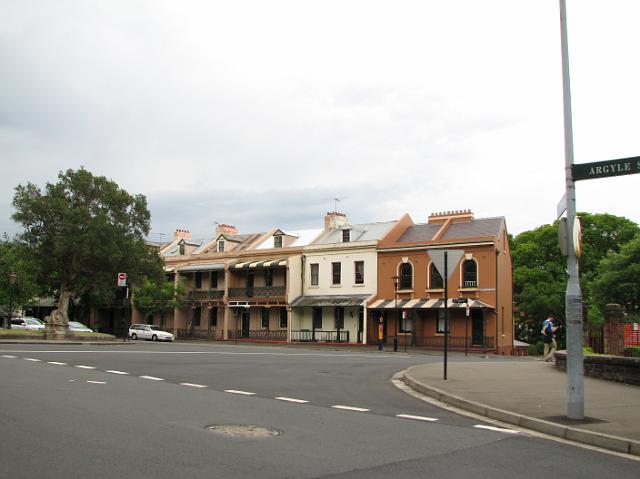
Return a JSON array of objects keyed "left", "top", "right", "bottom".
[{"left": 1, "top": 342, "right": 638, "bottom": 478}]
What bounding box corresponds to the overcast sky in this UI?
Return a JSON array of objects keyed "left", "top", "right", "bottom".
[{"left": 1, "top": 0, "right": 639, "bottom": 242}]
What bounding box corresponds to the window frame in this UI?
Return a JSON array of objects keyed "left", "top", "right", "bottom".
[
  {"left": 462, "top": 259, "right": 478, "bottom": 288},
  {"left": 279, "top": 307, "right": 288, "bottom": 328},
  {"left": 312, "top": 307, "right": 323, "bottom": 330},
  {"left": 274, "top": 235, "right": 283, "bottom": 248},
  {"left": 399, "top": 262, "right": 413, "bottom": 290},
  {"left": 354, "top": 260, "right": 364, "bottom": 285},
  {"left": 332, "top": 262, "right": 341, "bottom": 285},
  {"left": 217, "top": 240, "right": 225, "bottom": 252},
  {"left": 310, "top": 263, "right": 319, "bottom": 286},
  {"left": 429, "top": 263, "right": 443, "bottom": 289},
  {"left": 342, "top": 229, "right": 350, "bottom": 243}
]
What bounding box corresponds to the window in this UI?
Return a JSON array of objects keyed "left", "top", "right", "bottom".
[
  {"left": 279, "top": 307, "right": 287, "bottom": 328},
  {"left": 430, "top": 263, "right": 443, "bottom": 289},
  {"left": 354, "top": 261, "right": 364, "bottom": 284},
  {"left": 265, "top": 268, "right": 273, "bottom": 287},
  {"left": 463, "top": 259, "right": 477, "bottom": 288},
  {"left": 436, "top": 309, "right": 445, "bottom": 334},
  {"left": 218, "top": 240, "right": 225, "bottom": 252},
  {"left": 274, "top": 235, "right": 283, "bottom": 248},
  {"left": 247, "top": 270, "right": 254, "bottom": 288},
  {"left": 332, "top": 262, "right": 341, "bottom": 285},
  {"left": 209, "top": 308, "right": 218, "bottom": 327},
  {"left": 312, "top": 307, "right": 322, "bottom": 330},
  {"left": 193, "top": 307, "right": 201, "bottom": 327},
  {"left": 334, "top": 307, "right": 344, "bottom": 329},
  {"left": 179, "top": 243, "right": 185, "bottom": 255},
  {"left": 210, "top": 271, "right": 218, "bottom": 289},
  {"left": 399, "top": 263, "right": 413, "bottom": 290},
  {"left": 261, "top": 307, "right": 270, "bottom": 329},
  {"left": 194, "top": 271, "right": 202, "bottom": 289},
  {"left": 310, "top": 263, "right": 319, "bottom": 286},
  {"left": 399, "top": 310, "right": 413, "bottom": 333},
  {"left": 342, "top": 229, "right": 350, "bottom": 243}
]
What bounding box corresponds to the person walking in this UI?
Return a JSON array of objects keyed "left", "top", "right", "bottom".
[{"left": 542, "top": 315, "right": 558, "bottom": 362}]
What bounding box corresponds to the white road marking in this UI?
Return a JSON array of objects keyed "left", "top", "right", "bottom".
[
  {"left": 75, "top": 365, "right": 96, "bottom": 369},
  {"left": 275, "top": 397, "right": 309, "bottom": 404},
  {"left": 180, "top": 383, "right": 207, "bottom": 388},
  {"left": 2, "top": 355, "right": 17, "bottom": 358},
  {"left": 224, "top": 389, "right": 255, "bottom": 396},
  {"left": 331, "top": 405, "right": 370, "bottom": 413},
  {"left": 140, "top": 375, "right": 165, "bottom": 381},
  {"left": 105, "top": 370, "right": 129, "bottom": 375},
  {"left": 396, "top": 414, "right": 439, "bottom": 422},
  {"left": 24, "top": 358, "right": 42, "bottom": 362},
  {"left": 47, "top": 361, "right": 67, "bottom": 365},
  {"left": 86, "top": 381, "right": 106, "bottom": 385},
  {"left": 474, "top": 424, "right": 519, "bottom": 434}
]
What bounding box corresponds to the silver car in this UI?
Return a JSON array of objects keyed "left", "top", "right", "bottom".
[
  {"left": 68, "top": 321, "right": 93, "bottom": 333},
  {"left": 10, "top": 317, "right": 45, "bottom": 330}
]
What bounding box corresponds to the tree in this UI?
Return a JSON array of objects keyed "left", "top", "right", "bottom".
[
  {"left": 0, "top": 236, "right": 40, "bottom": 324},
  {"left": 11, "top": 168, "right": 164, "bottom": 326},
  {"left": 133, "top": 279, "right": 186, "bottom": 330},
  {"left": 590, "top": 235, "right": 640, "bottom": 321}
]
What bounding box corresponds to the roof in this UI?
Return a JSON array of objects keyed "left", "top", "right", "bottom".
[
  {"left": 313, "top": 221, "right": 396, "bottom": 245},
  {"left": 397, "top": 217, "right": 504, "bottom": 243},
  {"left": 290, "top": 294, "right": 370, "bottom": 308},
  {"left": 177, "top": 263, "right": 226, "bottom": 272}
]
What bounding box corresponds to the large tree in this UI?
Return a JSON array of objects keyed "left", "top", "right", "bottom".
[
  {"left": 11, "top": 168, "right": 164, "bottom": 325},
  {"left": 0, "top": 235, "right": 40, "bottom": 325}
]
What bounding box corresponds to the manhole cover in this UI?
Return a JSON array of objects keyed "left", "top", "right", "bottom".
[{"left": 207, "top": 424, "right": 282, "bottom": 438}]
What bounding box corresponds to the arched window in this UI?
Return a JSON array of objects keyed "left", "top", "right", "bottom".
[
  {"left": 463, "top": 260, "right": 477, "bottom": 288},
  {"left": 399, "top": 263, "right": 413, "bottom": 290},
  {"left": 430, "top": 263, "right": 443, "bottom": 289}
]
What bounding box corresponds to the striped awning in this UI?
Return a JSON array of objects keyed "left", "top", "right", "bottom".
[
  {"left": 368, "top": 298, "right": 494, "bottom": 309},
  {"left": 290, "top": 295, "right": 369, "bottom": 308},
  {"left": 233, "top": 259, "right": 287, "bottom": 269},
  {"left": 178, "top": 263, "right": 225, "bottom": 273}
]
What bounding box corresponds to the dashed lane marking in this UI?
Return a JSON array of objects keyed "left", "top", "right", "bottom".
[
  {"left": 275, "top": 397, "right": 309, "bottom": 404},
  {"left": 473, "top": 424, "right": 520, "bottom": 434},
  {"left": 140, "top": 375, "right": 165, "bottom": 381},
  {"left": 75, "top": 365, "right": 96, "bottom": 369},
  {"left": 396, "top": 414, "right": 439, "bottom": 422},
  {"left": 105, "top": 370, "right": 130, "bottom": 375},
  {"left": 180, "top": 383, "right": 207, "bottom": 388},
  {"left": 331, "top": 405, "right": 370, "bottom": 413},
  {"left": 87, "top": 381, "right": 107, "bottom": 385},
  {"left": 24, "top": 358, "right": 42, "bottom": 362},
  {"left": 1, "top": 355, "right": 17, "bottom": 358},
  {"left": 47, "top": 361, "right": 67, "bottom": 365},
  {"left": 224, "top": 389, "right": 255, "bottom": 396}
]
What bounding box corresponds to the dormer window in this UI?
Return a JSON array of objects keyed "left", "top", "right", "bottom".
[
  {"left": 179, "top": 243, "right": 185, "bottom": 255},
  {"left": 218, "top": 240, "right": 225, "bottom": 252},
  {"left": 342, "top": 229, "right": 350, "bottom": 243},
  {"left": 274, "top": 235, "right": 283, "bottom": 248}
]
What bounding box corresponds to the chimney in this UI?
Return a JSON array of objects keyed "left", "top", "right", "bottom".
[
  {"left": 216, "top": 223, "right": 238, "bottom": 236},
  {"left": 174, "top": 228, "right": 192, "bottom": 240},
  {"left": 428, "top": 210, "right": 474, "bottom": 224},
  {"left": 324, "top": 211, "right": 348, "bottom": 230}
]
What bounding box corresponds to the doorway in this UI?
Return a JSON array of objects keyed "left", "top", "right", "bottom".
[
  {"left": 241, "top": 308, "right": 250, "bottom": 337},
  {"left": 471, "top": 309, "right": 484, "bottom": 346}
]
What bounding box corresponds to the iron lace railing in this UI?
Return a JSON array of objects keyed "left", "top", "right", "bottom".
[{"left": 290, "top": 330, "right": 350, "bottom": 343}]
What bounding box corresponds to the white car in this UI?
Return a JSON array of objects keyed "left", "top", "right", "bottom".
[
  {"left": 68, "top": 321, "right": 93, "bottom": 333},
  {"left": 129, "top": 324, "right": 174, "bottom": 342},
  {"left": 11, "top": 317, "right": 45, "bottom": 330}
]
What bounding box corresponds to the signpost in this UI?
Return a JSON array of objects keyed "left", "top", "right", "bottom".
[
  {"left": 117, "top": 273, "right": 128, "bottom": 341},
  {"left": 427, "top": 249, "right": 464, "bottom": 380}
]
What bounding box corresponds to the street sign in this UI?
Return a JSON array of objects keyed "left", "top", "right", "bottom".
[
  {"left": 556, "top": 192, "right": 567, "bottom": 219},
  {"left": 572, "top": 156, "right": 640, "bottom": 182},
  {"left": 427, "top": 250, "right": 464, "bottom": 280},
  {"left": 117, "top": 272, "right": 127, "bottom": 287}
]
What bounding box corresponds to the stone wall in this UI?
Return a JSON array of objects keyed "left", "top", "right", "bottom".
[{"left": 555, "top": 351, "right": 640, "bottom": 386}]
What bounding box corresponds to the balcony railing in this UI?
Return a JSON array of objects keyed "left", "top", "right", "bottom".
[
  {"left": 230, "top": 329, "right": 288, "bottom": 341},
  {"left": 187, "top": 290, "right": 224, "bottom": 300},
  {"left": 177, "top": 328, "right": 225, "bottom": 340},
  {"left": 228, "top": 286, "right": 286, "bottom": 299},
  {"left": 291, "top": 330, "right": 350, "bottom": 343},
  {"left": 463, "top": 280, "right": 477, "bottom": 288},
  {"left": 412, "top": 335, "right": 494, "bottom": 349}
]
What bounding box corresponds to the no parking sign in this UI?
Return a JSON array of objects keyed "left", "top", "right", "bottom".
[{"left": 117, "top": 272, "right": 127, "bottom": 287}]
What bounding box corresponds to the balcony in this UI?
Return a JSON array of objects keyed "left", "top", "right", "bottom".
[
  {"left": 228, "top": 286, "right": 286, "bottom": 299},
  {"left": 187, "top": 290, "right": 224, "bottom": 301},
  {"left": 291, "top": 330, "right": 350, "bottom": 343}
]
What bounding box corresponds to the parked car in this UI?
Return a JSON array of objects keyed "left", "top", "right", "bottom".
[
  {"left": 11, "top": 317, "right": 46, "bottom": 330},
  {"left": 68, "top": 321, "right": 93, "bottom": 333},
  {"left": 128, "top": 324, "right": 174, "bottom": 342}
]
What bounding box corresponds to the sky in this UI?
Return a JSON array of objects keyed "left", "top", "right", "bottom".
[{"left": 1, "top": 0, "right": 639, "bottom": 243}]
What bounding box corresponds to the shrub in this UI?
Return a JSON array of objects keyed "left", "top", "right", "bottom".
[
  {"left": 528, "top": 341, "right": 545, "bottom": 356},
  {"left": 624, "top": 347, "right": 640, "bottom": 357}
]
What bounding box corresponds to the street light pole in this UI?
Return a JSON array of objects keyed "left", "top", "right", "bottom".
[
  {"left": 7, "top": 271, "right": 16, "bottom": 330},
  {"left": 392, "top": 275, "right": 399, "bottom": 352}
]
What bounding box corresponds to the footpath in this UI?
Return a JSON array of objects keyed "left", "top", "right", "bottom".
[{"left": 403, "top": 357, "right": 640, "bottom": 457}]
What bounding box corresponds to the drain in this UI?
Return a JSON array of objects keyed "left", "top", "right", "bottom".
[{"left": 207, "top": 424, "right": 282, "bottom": 438}]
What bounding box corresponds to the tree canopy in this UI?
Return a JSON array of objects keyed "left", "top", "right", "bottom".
[
  {"left": 133, "top": 278, "right": 186, "bottom": 329},
  {"left": 0, "top": 236, "right": 40, "bottom": 321},
  {"left": 11, "top": 168, "right": 164, "bottom": 322}
]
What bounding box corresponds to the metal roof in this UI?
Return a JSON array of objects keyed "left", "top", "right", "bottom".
[{"left": 290, "top": 295, "right": 370, "bottom": 308}]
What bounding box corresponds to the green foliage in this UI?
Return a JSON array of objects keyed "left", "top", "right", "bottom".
[
  {"left": 512, "top": 213, "right": 640, "bottom": 343},
  {"left": 624, "top": 347, "right": 640, "bottom": 358},
  {"left": 11, "top": 168, "right": 164, "bottom": 318},
  {"left": 133, "top": 279, "right": 186, "bottom": 328},
  {"left": 527, "top": 341, "right": 545, "bottom": 356},
  {"left": 0, "top": 236, "right": 40, "bottom": 315}
]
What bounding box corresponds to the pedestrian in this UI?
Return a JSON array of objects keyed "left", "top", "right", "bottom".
[{"left": 542, "top": 315, "right": 557, "bottom": 362}]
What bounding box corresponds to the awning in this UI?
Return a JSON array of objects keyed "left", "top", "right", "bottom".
[
  {"left": 233, "top": 259, "right": 287, "bottom": 269},
  {"left": 290, "top": 295, "right": 369, "bottom": 308},
  {"left": 177, "top": 263, "right": 225, "bottom": 273},
  {"left": 367, "top": 298, "right": 494, "bottom": 309}
]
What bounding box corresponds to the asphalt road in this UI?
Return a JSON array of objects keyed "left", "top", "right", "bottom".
[{"left": 1, "top": 342, "right": 638, "bottom": 478}]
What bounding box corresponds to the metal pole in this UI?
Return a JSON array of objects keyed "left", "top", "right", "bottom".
[
  {"left": 394, "top": 287, "right": 398, "bottom": 352},
  {"left": 560, "top": 0, "right": 584, "bottom": 420},
  {"left": 444, "top": 251, "right": 448, "bottom": 380}
]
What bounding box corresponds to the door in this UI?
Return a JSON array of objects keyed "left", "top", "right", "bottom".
[
  {"left": 246, "top": 271, "right": 254, "bottom": 297},
  {"left": 471, "top": 309, "right": 484, "bottom": 346},
  {"left": 241, "top": 309, "right": 250, "bottom": 337}
]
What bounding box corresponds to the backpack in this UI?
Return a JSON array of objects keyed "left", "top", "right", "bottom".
[{"left": 542, "top": 320, "right": 553, "bottom": 336}]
